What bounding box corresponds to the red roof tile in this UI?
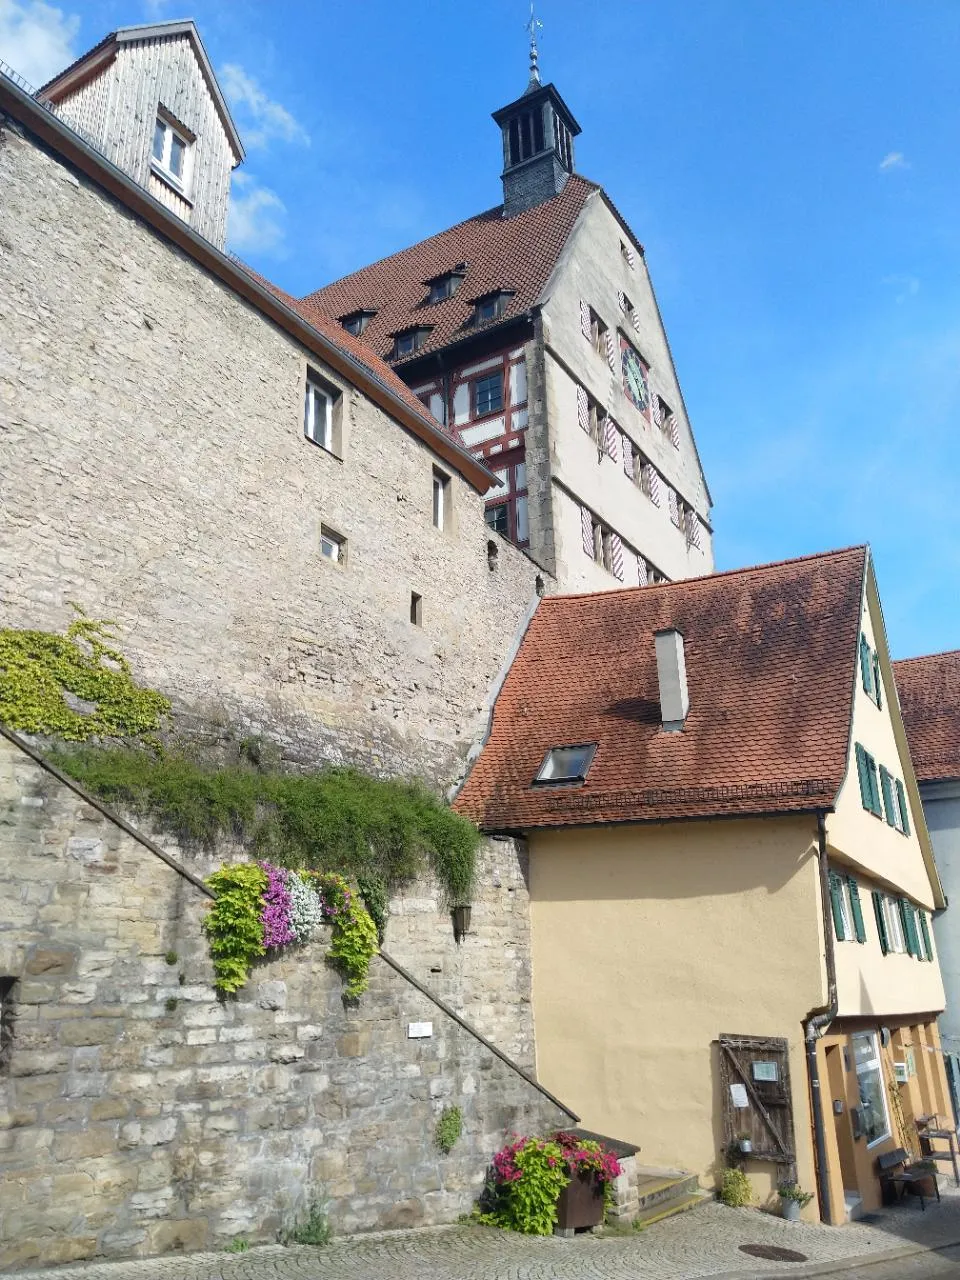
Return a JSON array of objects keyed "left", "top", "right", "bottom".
[
  {"left": 455, "top": 547, "right": 868, "bottom": 830},
  {"left": 893, "top": 651, "right": 960, "bottom": 783},
  {"left": 300, "top": 175, "right": 598, "bottom": 366}
]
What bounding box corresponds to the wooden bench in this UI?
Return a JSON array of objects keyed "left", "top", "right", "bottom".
[{"left": 876, "top": 1147, "right": 940, "bottom": 1211}]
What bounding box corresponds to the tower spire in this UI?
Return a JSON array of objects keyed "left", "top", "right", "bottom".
[{"left": 525, "top": 1, "right": 542, "bottom": 90}]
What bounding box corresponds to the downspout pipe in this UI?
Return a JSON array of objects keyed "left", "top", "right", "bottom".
[{"left": 805, "top": 811, "right": 839, "bottom": 1224}]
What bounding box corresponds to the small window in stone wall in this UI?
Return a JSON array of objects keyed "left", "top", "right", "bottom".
[{"left": 0, "top": 977, "right": 16, "bottom": 1073}]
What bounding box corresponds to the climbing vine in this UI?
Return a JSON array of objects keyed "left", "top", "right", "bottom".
[{"left": 0, "top": 608, "right": 169, "bottom": 741}]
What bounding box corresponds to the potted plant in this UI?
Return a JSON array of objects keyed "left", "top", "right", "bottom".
[
  {"left": 777, "top": 1180, "right": 814, "bottom": 1222},
  {"left": 480, "top": 1132, "right": 622, "bottom": 1235},
  {"left": 736, "top": 1132, "right": 753, "bottom": 1155}
]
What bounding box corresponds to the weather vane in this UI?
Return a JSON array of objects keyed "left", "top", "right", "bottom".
[{"left": 526, "top": 1, "right": 543, "bottom": 86}]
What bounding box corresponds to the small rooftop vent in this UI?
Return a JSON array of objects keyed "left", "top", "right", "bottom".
[{"left": 654, "top": 629, "right": 689, "bottom": 732}]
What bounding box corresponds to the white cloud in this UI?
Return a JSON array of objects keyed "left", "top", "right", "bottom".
[
  {"left": 220, "top": 62, "right": 309, "bottom": 150},
  {"left": 882, "top": 274, "right": 920, "bottom": 304},
  {"left": 879, "top": 151, "right": 909, "bottom": 171},
  {"left": 0, "top": 0, "right": 79, "bottom": 88},
  {"left": 227, "top": 172, "right": 287, "bottom": 256}
]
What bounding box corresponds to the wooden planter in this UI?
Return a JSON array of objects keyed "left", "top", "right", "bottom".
[
  {"left": 555, "top": 1171, "right": 605, "bottom": 1231},
  {"left": 906, "top": 1174, "right": 938, "bottom": 1199}
]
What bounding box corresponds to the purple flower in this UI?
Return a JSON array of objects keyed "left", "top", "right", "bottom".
[{"left": 260, "top": 861, "right": 296, "bottom": 949}]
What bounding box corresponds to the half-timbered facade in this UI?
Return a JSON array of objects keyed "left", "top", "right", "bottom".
[{"left": 303, "top": 69, "right": 714, "bottom": 593}]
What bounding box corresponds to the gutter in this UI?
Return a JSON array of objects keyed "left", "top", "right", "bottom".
[
  {"left": 804, "top": 811, "right": 839, "bottom": 1225},
  {"left": 0, "top": 70, "right": 494, "bottom": 495}
]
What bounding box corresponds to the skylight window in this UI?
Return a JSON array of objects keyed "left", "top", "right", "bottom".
[{"left": 533, "top": 743, "right": 597, "bottom": 786}]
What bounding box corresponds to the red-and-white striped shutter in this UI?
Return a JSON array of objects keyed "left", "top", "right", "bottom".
[
  {"left": 687, "top": 513, "right": 703, "bottom": 549},
  {"left": 625, "top": 245, "right": 635, "bottom": 268},
  {"left": 603, "top": 416, "right": 619, "bottom": 461},
  {"left": 604, "top": 330, "right": 617, "bottom": 372},
  {"left": 580, "top": 301, "right": 592, "bottom": 341},
  {"left": 610, "top": 533, "right": 625, "bottom": 581},
  {"left": 621, "top": 432, "right": 634, "bottom": 478},
  {"left": 667, "top": 413, "right": 681, "bottom": 448},
  {"left": 645, "top": 465, "right": 661, "bottom": 506},
  {"left": 631, "top": 306, "right": 641, "bottom": 335},
  {"left": 651, "top": 393, "right": 663, "bottom": 429},
  {"left": 637, "top": 553, "right": 648, "bottom": 585},
  {"left": 617, "top": 290, "right": 626, "bottom": 312},
  {"left": 577, "top": 385, "right": 589, "bottom": 433},
  {"left": 581, "top": 506, "right": 594, "bottom": 557},
  {"left": 668, "top": 488, "right": 681, "bottom": 527}
]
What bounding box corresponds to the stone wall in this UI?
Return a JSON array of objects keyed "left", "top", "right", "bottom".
[
  {"left": 0, "top": 731, "right": 574, "bottom": 1270},
  {"left": 0, "top": 113, "right": 544, "bottom": 789}
]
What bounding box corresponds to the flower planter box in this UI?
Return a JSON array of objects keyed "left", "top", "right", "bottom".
[{"left": 555, "top": 1170, "right": 605, "bottom": 1231}]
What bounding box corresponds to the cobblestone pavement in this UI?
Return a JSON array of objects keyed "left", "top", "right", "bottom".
[{"left": 11, "top": 1189, "right": 960, "bottom": 1280}]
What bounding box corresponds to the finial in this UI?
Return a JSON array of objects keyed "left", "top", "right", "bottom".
[{"left": 526, "top": 1, "right": 542, "bottom": 88}]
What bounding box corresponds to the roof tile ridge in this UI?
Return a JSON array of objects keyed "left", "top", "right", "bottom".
[
  {"left": 537, "top": 545, "right": 869, "bottom": 608},
  {"left": 893, "top": 649, "right": 960, "bottom": 667},
  {"left": 301, "top": 203, "right": 509, "bottom": 302}
]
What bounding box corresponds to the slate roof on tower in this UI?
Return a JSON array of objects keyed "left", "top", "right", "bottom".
[
  {"left": 300, "top": 175, "right": 603, "bottom": 366},
  {"left": 455, "top": 546, "right": 869, "bottom": 830},
  {"left": 893, "top": 650, "right": 960, "bottom": 784}
]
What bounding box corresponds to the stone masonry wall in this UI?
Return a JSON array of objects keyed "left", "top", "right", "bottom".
[
  {"left": 0, "top": 732, "right": 573, "bottom": 1271},
  {"left": 0, "top": 115, "right": 544, "bottom": 789}
]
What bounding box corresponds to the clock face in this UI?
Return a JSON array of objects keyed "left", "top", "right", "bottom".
[{"left": 621, "top": 345, "right": 649, "bottom": 412}]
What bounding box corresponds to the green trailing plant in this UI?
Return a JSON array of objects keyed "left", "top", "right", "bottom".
[
  {"left": 0, "top": 609, "right": 169, "bottom": 740},
  {"left": 776, "top": 1181, "right": 814, "bottom": 1207},
  {"left": 323, "top": 879, "right": 379, "bottom": 999},
  {"left": 718, "top": 1167, "right": 752, "bottom": 1208},
  {"left": 50, "top": 745, "right": 481, "bottom": 911},
  {"left": 202, "top": 863, "right": 267, "bottom": 994},
  {"left": 435, "top": 1105, "right": 463, "bottom": 1155},
  {"left": 279, "top": 1201, "right": 331, "bottom": 1247},
  {"left": 357, "top": 873, "right": 389, "bottom": 943},
  {"left": 223, "top": 1238, "right": 248, "bottom": 1253},
  {"left": 165, "top": 950, "right": 178, "bottom": 966},
  {"left": 480, "top": 1138, "right": 569, "bottom": 1236}
]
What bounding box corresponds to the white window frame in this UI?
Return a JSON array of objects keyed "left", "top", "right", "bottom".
[
  {"left": 852, "top": 1030, "right": 892, "bottom": 1148},
  {"left": 836, "top": 881, "right": 852, "bottom": 942},
  {"left": 151, "top": 114, "right": 191, "bottom": 193},
  {"left": 304, "top": 379, "right": 334, "bottom": 452},
  {"left": 884, "top": 896, "right": 906, "bottom": 953},
  {"left": 319, "top": 524, "right": 346, "bottom": 565}
]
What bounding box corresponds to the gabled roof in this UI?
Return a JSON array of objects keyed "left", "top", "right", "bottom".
[
  {"left": 300, "top": 174, "right": 598, "bottom": 365},
  {"left": 893, "top": 650, "right": 960, "bottom": 784},
  {"left": 455, "top": 547, "right": 868, "bottom": 830},
  {"left": 40, "top": 19, "right": 244, "bottom": 164}
]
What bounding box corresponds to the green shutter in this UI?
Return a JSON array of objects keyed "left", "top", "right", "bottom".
[
  {"left": 848, "top": 877, "right": 866, "bottom": 943},
  {"left": 855, "top": 744, "right": 871, "bottom": 811},
  {"left": 919, "top": 912, "right": 933, "bottom": 962},
  {"left": 866, "top": 752, "right": 883, "bottom": 816},
  {"left": 859, "top": 635, "right": 874, "bottom": 698},
  {"left": 900, "top": 900, "right": 920, "bottom": 957},
  {"left": 895, "top": 779, "right": 911, "bottom": 835},
  {"left": 829, "top": 872, "right": 847, "bottom": 942},
  {"left": 872, "top": 653, "right": 883, "bottom": 708},
  {"left": 879, "top": 766, "right": 896, "bottom": 826},
  {"left": 872, "top": 890, "right": 889, "bottom": 955}
]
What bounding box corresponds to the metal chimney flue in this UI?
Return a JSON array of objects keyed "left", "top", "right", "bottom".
[{"left": 654, "top": 628, "right": 689, "bottom": 732}]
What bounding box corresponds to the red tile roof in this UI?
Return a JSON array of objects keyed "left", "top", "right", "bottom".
[
  {"left": 455, "top": 547, "right": 868, "bottom": 830},
  {"left": 300, "top": 175, "right": 598, "bottom": 366},
  {"left": 893, "top": 651, "right": 960, "bottom": 783}
]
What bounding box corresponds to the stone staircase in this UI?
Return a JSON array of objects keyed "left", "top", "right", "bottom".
[{"left": 630, "top": 1166, "right": 709, "bottom": 1227}]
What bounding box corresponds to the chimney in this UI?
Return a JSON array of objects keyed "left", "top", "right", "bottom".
[{"left": 654, "top": 629, "right": 689, "bottom": 732}]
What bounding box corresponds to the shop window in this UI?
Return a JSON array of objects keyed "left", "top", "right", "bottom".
[{"left": 851, "top": 1031, "right": 891, "bottom": 1146}]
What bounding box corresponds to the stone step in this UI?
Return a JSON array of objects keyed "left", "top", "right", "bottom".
[
  {"left": 634, "top": 1191, "right": 711, "bottom": 1229},
  {"left": 635, "top": 1171, "right": 701, "bottom": 1213}
]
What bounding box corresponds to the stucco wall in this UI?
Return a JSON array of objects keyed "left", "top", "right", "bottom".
[
  {"left": 921, "top": 781, "right": 960, "bottom": 1050},
  {"left": 0, "top": 116, "right": 542, "bottom": 789},
  {"left": 527, "top": 817, "right": 824, "bottom": 1203},
  {"left": 828, "top": 574, "right": 936, "bottom": 908},
  {"left": 0, "top": 732, "right": 571, "bottom": 1270},
  {"left": 539, "top": 194, "right": 713, "bottom": 589}
]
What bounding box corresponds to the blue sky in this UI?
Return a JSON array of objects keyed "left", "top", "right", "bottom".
[{"left": 3, "top": 0, "right": 959, "bottom": 659}]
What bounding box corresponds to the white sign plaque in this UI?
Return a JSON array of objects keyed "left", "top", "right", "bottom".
[
  {"left": 730, "top": 1083, "right": 749, "bottom": 1109},
  {"left": 408, "top": 1021, "right": 433, "bottom": 1039},
  {"left": 752, "top": 1061, "right": 778, "bottom": 1083}
]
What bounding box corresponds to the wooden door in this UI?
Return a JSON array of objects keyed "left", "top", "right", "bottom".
[{"left": 717, "top": 1033, "right": 797, "bottom": 1179}]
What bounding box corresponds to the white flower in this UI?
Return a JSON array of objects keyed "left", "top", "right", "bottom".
[{"left": 287, "top": 872, "right": 323, "bottom": 943}]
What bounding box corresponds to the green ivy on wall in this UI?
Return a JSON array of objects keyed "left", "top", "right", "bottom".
[{"left": 0, "top": 608, "right": 169, "bottom": 740}]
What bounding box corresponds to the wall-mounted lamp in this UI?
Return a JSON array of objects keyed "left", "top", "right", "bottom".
[{"left": 452, "top": 905, "right": 472, "bottom": 943}]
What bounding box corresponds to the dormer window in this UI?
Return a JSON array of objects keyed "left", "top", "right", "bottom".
[
  {"left": 533, "top": 743, "right": 597, "bottom": 786},
  {"left": 426, "top": 270, "right": 465, "bottom": 305},
  {"left": 340, "top": 310, "right": 376, "bottom": 336},
  {"left": 471, "top": 292, "right": 513, "bottom": 327},
  {"left": 151, "top": 111, "right": 192, "bottom": 193},
  {"left": 391, "top": 327, "right": 432, "bottom": 359}
]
